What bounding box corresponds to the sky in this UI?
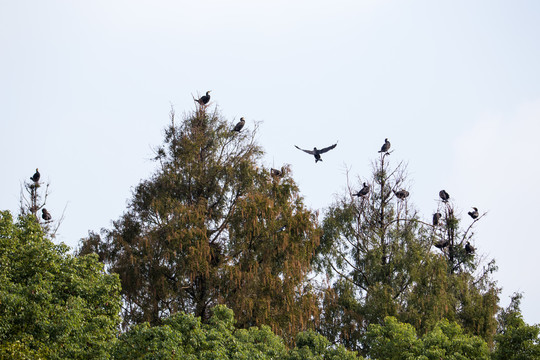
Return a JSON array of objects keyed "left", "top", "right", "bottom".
[{"left": 1, "top": 0, "right": 540, "bottom": 324}]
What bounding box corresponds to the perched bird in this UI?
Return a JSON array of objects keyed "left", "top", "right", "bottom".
[
  {"left": 353, "top": 182, "right": 370, "bottom": 197},
  {"left": 232, "top": 117, "right": 246, "bottom": 132},
  {"left": 271, "top": 167, "right": 285, "bottom": 177},
  {"left": 194, "top": 90, "right": 211, "bottom": 105},
  {"left": 30, "top": 168, "right": 40, "bottom": 183},
  {"left": 439, "top": 190, "right": 450, "bottom": 203},
  {"left": 434, "top": 239, "right": 449, "bottom": 249},
  {"left": 468, "top": 207, "right": 479, "bottom": 219},
  {"left": 394, "top": 189, "right": 409, "bottom": 200},
  {"left": 465, "top": 241, "right": 475, "bottom": 254},
  {"left": 378, "top": 138, "right": 391, "bottom": 153},
  {"left": 294, "top": 143, "right": 337, "bottom": 163},
  {"left": 42, "top": 208, "right": 52, "bottom": 221},
  {"left": 276, "top": 225, "right": 287, "bottom": 233},
  {"left": 433, "top": 212, "right": 442, "bottom": 226}
]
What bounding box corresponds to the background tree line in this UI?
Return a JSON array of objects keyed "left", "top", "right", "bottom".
[{"left": 1, "top": 104, "right": 539, "bottom": 359}]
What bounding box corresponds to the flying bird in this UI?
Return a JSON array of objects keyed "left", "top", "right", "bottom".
[
  {"left": 439, "top": 190, "right": 450, "bottom": 203},
  {"left": 394, "top": 189, "right": 409, "bottom": 200},
  {"left": 271, "top": 167, "right": 285, "bottom": 177},
  {"left": 294, "top": 143, "right": 337, "bottom": 163},
  {"left": 434, "top": 239, "right": 449, "bottom": 249},
  {"left": 468, "top": 207, "right": 479, "bottom": 219},
  {"left": 232, "top": 117, "right": 246, "bottom": 132},
  {"left": 42, "top": 208, "right": 52, "bottom": 221},
  {"left": 194, "top": 90, "right": 211, "bottom": 105},
  {"left": 30, "top": 168, "right": 40, "bottom": 183},
  {"left": 353, "top": 182, "right": 370, "bottom": 197},
  {"left": 378, "top": 138, "right": 391, "bottom": 153},
  {"left": 433, "top": 212, "right": 442, "bottom": 226},
  {"left": 465, "top": 241, "right": 475, "bottom": 254}
]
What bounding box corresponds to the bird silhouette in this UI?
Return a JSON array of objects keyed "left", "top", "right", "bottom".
[
  {"left": 232, "top": 117, "right": 245, "bottom": 132},
  {"left": 468, "top": 207, "right": 479, "bottom": 219},
  {"left": 439, "top": 190, "right": 450, "bottom": 203},
  {"left": 465, "top": 241, "right": 475, "bottom": 254},
  {"left": 433, "top": 212, "right": 442, "bottom": 226},
  {"left": 30, "top": 168, "right": 40, "bottom": 183},
  {"left": 42, "top": 208, "right": 52, "bottom": 221},
  {"left": 295, "top": 143, "right": 337, "bottom": 163},
  {"left": 194, "top": 90, "right": 211, "bottom": 105},
  {"left": 353, "top": 182, "right": 370, "bottom": 197},
  {"left": 394, "top": 189, "right": 409, "bottom": 200},
  {"left": 378, "top": 138, "right": 391, "bottom": 153},
  {"left": 271, "top": 167, "right": 285, "bottom": 177}
]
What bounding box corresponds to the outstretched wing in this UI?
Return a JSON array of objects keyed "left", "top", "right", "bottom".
[
  {"left": 295, "top": 145, "right": 315, "bottom": 155},
  {"left": 318, "top": 143, "right": 337, "bottom": 154}
]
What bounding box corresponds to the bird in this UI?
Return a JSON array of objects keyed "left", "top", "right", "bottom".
[
  {"left": 433, "top": 212, "right": 442, "bottom": 226},
  {"left": 468, "top": 207, "right": 479, "bottom": 219},
  {"left": 271, "top": 167, "right": 285, "bottom": 177},
  {"left": 378, "top": 138, "right": 391, "bottom": 153},
  {"left": 41, "top": 208, "right": 52, "bottom": 221},
  {"left": 30, "top": 168, "right": 40, "bottom": 183},
  {"left": 434, "top": 239, "right": 449, "bottom": 249},
  {"left": 439, "top": 190, "right": 450, "bottom": 203},
  {"left": 232, "top": 117, "right": 246, "bottom": 132},
  {"left": 394, "top": 189, "right": 409, "bottom": 200},
  {"left": 294, "top": 143, "right": 337, "bottom": 163},
  {"left": 465, "top": 241, "right": 475, "bottom": 254},
  {"left": 276, "top": 225, "right": 287, "bottom": 233},
  {"left": 194, "top": 90, "right": 211, "bottom": 105},
  {"left": 353, "top": 182, "right": 370, "bottom": 197}
]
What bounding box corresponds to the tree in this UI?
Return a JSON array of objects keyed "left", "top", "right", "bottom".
[
  {"left": 79, "top": 105, "right": 320, "bottom": 340},
  {"left": 0, "top": 211, "right": 122, "bottom": 359}
]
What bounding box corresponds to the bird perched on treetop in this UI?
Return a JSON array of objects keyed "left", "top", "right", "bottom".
[
  {"left": 42, "top": 208, "right": 52, "bottom": 221},
  {"left": 295, "top": 143, "right": 337, "bottom": 163},
  {"left": 433, "top": 212, "right": 442, "bottom": 226},
  {"left": 465, "top": 241, "right": 475, "bottom": 254},
  {"left": 378, "top": 138, "right": 391, "bottom": 153},
  {"left": 232, "top": 117, "right": 245, "bottom": 132},
  {"left": 271, "top": 167, "right": 285, "bottom": 178},
  {"left": 468, "top": 207, "right": 479, "bottom": 219},
  {"left": 439, "top": 190, "right": 450, "bottom": 203},
  {"left": 353, "top": 182, "right": 370, "bottom": 197},
  {"left": 394, "top": 189, "right": 409, "bottom": 200},
  {"left": 30, "top": 168, "right": 40, "bottom": 183},
  {"left": 194, "top": 90, "right": 211, "bottom": 105}
]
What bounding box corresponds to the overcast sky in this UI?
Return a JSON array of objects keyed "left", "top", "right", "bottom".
[{"left": 2, "top": 0, "right": 540, "bottom": 324}]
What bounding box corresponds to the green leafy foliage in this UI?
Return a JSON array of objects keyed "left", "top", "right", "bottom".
[{"left": 0, "top": 211, "right": 122, "bottom": 359}]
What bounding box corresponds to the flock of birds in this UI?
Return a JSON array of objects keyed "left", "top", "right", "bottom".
[{"left": 29, "top": 168, "right": 52, "bottom": 222}]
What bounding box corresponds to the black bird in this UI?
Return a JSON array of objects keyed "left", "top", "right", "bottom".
[
  {"left": 468, "top": 207, "right": 479, "bottom": 219},
  {"left": 394, "top": 189, "right": 409, "bottom": 200},
  {"left": 232, "top": 117, "right": 246, "bottom": 132},
  {"left": 194, "top": 90, "right": 211, "bottom": 105},
  {"left": 433, "top": 212, "right": 442, "bottom": 226},
  {"left": 42, "top": 208, "right": 52, "bottom": 221},
  {"left": 30, "top": 168, "right": 40, "bottom": 183},
  {"left": 439, "top": 190, "right": 450, "bottom": 203},
  {"left": 465, "top": 241, "right": 475, "bottom": 254},
  {"left": 295, "top": 143, "right": 337, "bottom": 163},
  {"left": 378, "top": 138, "right": 391, "bottom": 153},
  {"left": 271, "top": 167, "right": 285, "bottom": 177},
  {"left": 353, "top": 182, "right": 370, "bottom": 197},
  {"left": 434, "top": 239, "right": 449, "bottom": 249}
]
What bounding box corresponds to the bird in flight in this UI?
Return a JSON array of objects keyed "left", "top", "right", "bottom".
[
  {"left": 30, "top": 168, "right": 40, "bottom": 183},
  {"left": 294, "top": 143, "right": 337, "bottom": 163},
  {"left": 232, "top": 117, "right": 246, "bottom": 132},
  {"left": 439, "top": 190, "right": 450, "bottom": 203},
  {"left": 194, "top": 90, "right": 211, "bottom": 105},
  {"left": 468, "top": 207, "right": 479, "bottom": 219},
  {"left": 353, "top": 182, "right": 370, "bottom": 197},
  {"left": 378, "top": 138, "right": 391, "bottom": 153}
]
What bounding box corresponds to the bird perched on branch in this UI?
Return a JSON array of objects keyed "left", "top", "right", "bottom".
[
  {"left": 271, "top": 167, "right": 285, "bottom": 178},
  {"left": 468, "top": 207, "right": 479, "bottom": 219},
  {"left": 232, "top": 117, "right": 245, "bottom": 132},
  {"left": 42, "top": 208, "right": 52, "bottom": 221},
  {"left": 394, "top": 189, "right": 409, "bottom": 200},
  {"left": 378, "top": 138, "right": 391, "bottom": 153},
  {"left": 353, "top": 182, "right": 370, "bottom": 197},
  {"left": 439, "top": 190, "right": 450, "bottom": 203},
  {"left": 30, "top": 168, "right": 40, "bottom": 183},
  {"left": 295, "top": 143, "right": 337, "bottom": 163},
  {"left": 433, "top": 212, "right": 442, "bottom": 226},
  {"left": 465, "top": 241, "right": 475, "bottom": 254},
  {"left": 194, "top": 91, "right": 211, "bottom": 105}
]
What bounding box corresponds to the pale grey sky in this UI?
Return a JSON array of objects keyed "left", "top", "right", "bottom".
[{"left": 1, "top": 0, "right": 540, "bottom": 324}]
